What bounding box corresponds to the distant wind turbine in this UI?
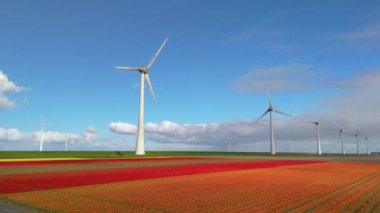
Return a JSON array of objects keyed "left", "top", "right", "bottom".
[
  {"left": 351, "top": 132, "right": 360, "bottom": 155},
  {"left": 347, "top": 131, "right": 360, "bottom": 155},
  {"left": 190, "top": 136, "right": 194, "bottom": 151},
  {"left": 39, "top": 115, "right": 47, "bottom": 152},
  {"left": 65, "top": 134, "right": 69, "bottom": 152},
  {"left": 334, "top": 122, "right": 350, "bottom": 155},
  {"left": 255, "top": 92, "right": 292, "bottom": 155},
  {"left": 303, "top": 113, "right": 326, "bottom": 155},
  {"left": 365, "top": 137, "right": 369, "bottom": 155},
  {"left": 114, "top": 37, "right": 168, "bottom": 155}
]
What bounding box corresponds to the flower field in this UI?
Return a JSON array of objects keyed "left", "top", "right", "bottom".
[{"left": 0, "top": 156, "right": 379, "bottom": 212}]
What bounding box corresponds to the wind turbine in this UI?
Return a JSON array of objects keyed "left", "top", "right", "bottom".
[
  {"left": 303, "top": 113, "right": 326, "bottom": 155},
  {"left": 365, "top": 137, "right": 369, "bottom": 155},
  {"left": 114, "top": 37, "right": 168, "bottom": 155},
  {"left": 65, "top": 134, "right": 69, "bottom": 152},
  {"left": 190, "top": 136, "right": 194, "bottom": 151},
  {"left": 39, "top": 115, "right": 47, "bottom": 152},
  {"left": 334, "top": 122, "right": 349, "bottom": 155},
  {"left": 255, "top": 92, "right": 292, "bottom": 155},
  {"left": 354, "top": 132, "right": 360, "bottom": 155}
]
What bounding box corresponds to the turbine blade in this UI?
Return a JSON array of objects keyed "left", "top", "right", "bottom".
[
  {"left": 144, "top": 74, "right": 157, "bottom": 103},
  {"left": 303, "top": 120, "right": 315, "bottom": 124},
  {"left": 274, "top": 110, "right": 292, "bottom": 117},
  {"left": 267, "top": 91, "right": 272, "bottom": 107},
  {"left": 147, "top": 37, "right": 168, "bottom": 69},
  {"left": 114, "top": 66, "right": 140, "bottom": 71},
  {"left": 318, "top": 112, "right": 327, "bottom": 122},
  {"left": 291, "top": 115, "right": 311, "bottom": 124},
  {"left": 333, "top": 122, "right": 341, "bottom": 130},
  {"left": 255, "top": 110, "right": 270, "bottom": 123}
]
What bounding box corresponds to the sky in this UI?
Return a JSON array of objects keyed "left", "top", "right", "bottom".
[{"left": 1, "top": 0, "right": 380, "bottom": 153}]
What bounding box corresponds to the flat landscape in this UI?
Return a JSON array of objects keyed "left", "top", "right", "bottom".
[{"left": 0, "top": 152, "right": 379, "bottom": 212}]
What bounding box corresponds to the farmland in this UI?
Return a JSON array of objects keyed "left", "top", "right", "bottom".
[{"left": 0, "top": 152, "right": 379, "bottom": 212}]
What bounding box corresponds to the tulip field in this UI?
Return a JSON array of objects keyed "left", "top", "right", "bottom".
[{"left": 0, "top": 153, "right": 379, "bottom": 212}]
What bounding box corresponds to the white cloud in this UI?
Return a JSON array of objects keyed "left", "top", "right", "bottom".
[
  {"left": 0, "top": 96, "right": 16, "bottom": 108},
  {"left": 83, "top": 126, "right": 98, "bottom": 142},
  {"left": 0, "top": 70, "right": 29, "bottom": 109},
  {"left": 0, "top": 128, "right": 34, "bottom": 142},
  {"left": 0, "top": 71, "right": 26, "bottom": 93},
  {"left": 232, "top": 64, "right": 317, "bottom": 93},
  {"left": 0, "top": 127, "right": 95, "bottom": 144},
  {"left": 109, "top": 122, "right": 137, "bottom": 134}
]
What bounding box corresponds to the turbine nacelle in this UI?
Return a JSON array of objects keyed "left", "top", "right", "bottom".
[{"left": 139, "top": 67, "right": 149, "bottom": 74}]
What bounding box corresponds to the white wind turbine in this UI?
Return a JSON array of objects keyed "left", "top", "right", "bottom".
[
  {"left": 114, "top": 37, "right": 168, "bottom": 155},
  {"left": 350, "top": 132, "right": 360, "bottom": 155},
  {"left": 255, "top": 92, "right": 292, "bottom": 155},
  {"left": 190, "top": 136, "right": 194, "bottom": 151},
  {"left": 334, "top": 122, "right": 350, "bottom": 155},
  {"left": 303, "top": 113, "right": 326, "bottom": 155},
  {"left": 39, "top": 115, "right": 47, "bottom": 152},
  {"left": 65, "top": 134, "right": 69, "bottom": 152},
  {"left": 365, "top": 137, "right": 369, "bottom": 155}
]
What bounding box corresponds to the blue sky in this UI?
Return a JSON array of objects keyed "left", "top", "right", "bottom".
[{"left": 1, "top": 0, "right": 380, "bottom": 152}]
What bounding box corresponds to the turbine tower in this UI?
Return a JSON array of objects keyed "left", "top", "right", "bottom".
[
  {"left": 114, "top": 37, "right": 168, "bottom": 155},
  {"left": 39, "top": 115, "right": 47, "bottom": 152},
  {"left": 334, "top": 122, "right": 349, "bottom": 155},
  {"left": 303, "top": 113, "right": 326, "bottom": 155},
  {"left": 255, "top": 92, "right": 292, "bottom": 155}
]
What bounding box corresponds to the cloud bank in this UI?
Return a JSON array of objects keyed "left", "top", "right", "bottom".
[{"left": 0, "top": 126, "right": 97, "bottom": 144}]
